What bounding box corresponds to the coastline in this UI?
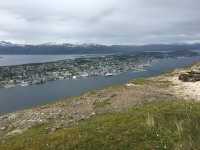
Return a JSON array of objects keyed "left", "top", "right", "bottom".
[
  {"left": 0, "top": 62, "right": 199, "bottom": 136},
  {"left": 0, "top": 56, "right": 200, "bottom": 114},
  {"left": 1, "top": 62, "right": 200, "bottom": 149},
  {"left": 0, "top": 54, "right": 153, "bottom": 89}
]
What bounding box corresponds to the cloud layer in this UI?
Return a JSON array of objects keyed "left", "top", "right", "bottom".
[{"left": 0, "top": 0, "right": 200, "bottom": 44}]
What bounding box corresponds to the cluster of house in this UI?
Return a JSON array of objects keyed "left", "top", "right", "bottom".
[{"left": 0, "top": 55, "right": 153, "bottom": 88}]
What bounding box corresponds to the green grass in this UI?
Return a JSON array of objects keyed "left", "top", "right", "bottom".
[
  {"left": 131, "top": 78, "right": 149, "bottom": 85},
  {"left": 93, "top": 99, "right": 111, "bottom": 108},
  {"left": 132, "top": 78, "right": 173, "bottom": 88},
  {"left": 1, "top": 100, "right": 200, "bottom": 150}
]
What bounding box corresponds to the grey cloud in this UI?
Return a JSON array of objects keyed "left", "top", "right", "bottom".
[{"left": 0, "top": 0, "right": 200, "bottom": 44}]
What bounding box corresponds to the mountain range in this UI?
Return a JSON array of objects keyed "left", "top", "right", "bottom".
[{"left": 0, "top": 41, "right": 200, "bottom": 54}]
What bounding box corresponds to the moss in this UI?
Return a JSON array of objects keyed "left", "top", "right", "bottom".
[{"left": 1, "top": 100, "right": 200, "bottom": 150}]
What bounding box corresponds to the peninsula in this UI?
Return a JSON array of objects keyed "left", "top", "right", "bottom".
[{"left": 0, "top": 50, "right": 197, "bottom": 89}]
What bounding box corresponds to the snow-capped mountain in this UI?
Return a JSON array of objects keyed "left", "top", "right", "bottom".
[
  {"left": 0, "top": 41, "right": 15, "bottom": 47},
  {"left": 0, "top": 41, "right": 26, "bottom": 47},
  {"left": 0, "top": 41, "right": 200, "bottom": 55}
]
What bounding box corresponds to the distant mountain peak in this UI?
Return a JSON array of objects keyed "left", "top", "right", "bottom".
[
  {"left": 0, "top": 40, "right": 200, "bottom": 55},
  {"left": 0, "top": 41, "right": 14, "bottom": 46},
  {"left": 0, "top": 41, "right": 26, "bottom": 47}
]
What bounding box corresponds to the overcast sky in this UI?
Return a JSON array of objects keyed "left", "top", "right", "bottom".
[{"left": 0, "top": 0, "right": 200, "bottom": 45}]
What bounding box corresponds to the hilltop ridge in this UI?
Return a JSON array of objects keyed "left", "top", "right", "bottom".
[{"left": 1, "top": 62, "right": 200, "bottom": 149}]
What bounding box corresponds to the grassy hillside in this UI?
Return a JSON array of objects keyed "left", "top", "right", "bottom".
[
  {"left": 1, "top": 100, "right": 200, "bottom": 150},
  {"left": 1, "top": 64, "right": 200, "bottom": 150}
]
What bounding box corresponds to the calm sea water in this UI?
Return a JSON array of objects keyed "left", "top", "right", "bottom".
[
  {"left": 0, "top": 56, "right": 200, "bottom": 114},
  {"left": 0, "top": 54, "right": 103, "bottom": 66}
]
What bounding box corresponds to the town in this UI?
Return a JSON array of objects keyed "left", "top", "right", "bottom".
[
  {"left": 0, "top": 48, "right": 199, "bottom": 89},
  {"left": 0, "top": 54, "right": 154, "bottom": 88}
]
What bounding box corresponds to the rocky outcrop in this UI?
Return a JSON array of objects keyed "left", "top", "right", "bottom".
[{"left": 179, "top": 71, "right": 200, "bottom": 82}]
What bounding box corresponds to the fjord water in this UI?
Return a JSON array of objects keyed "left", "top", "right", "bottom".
[
  {"left": 0, "top": 54, "right": 102, "bottom": 66},
  {"left": 0, "top": 56, "right": 200, "bottom": 114}
]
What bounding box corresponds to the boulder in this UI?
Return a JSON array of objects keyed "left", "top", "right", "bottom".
[{"left": 179, "top": 71, "right": 200, "bottom": 82}]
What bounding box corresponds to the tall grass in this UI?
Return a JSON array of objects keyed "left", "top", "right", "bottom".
[{"left": 1, "top": 100, "right": 200, "bottom": 150}]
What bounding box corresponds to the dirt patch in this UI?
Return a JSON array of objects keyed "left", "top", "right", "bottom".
[{"left": 169, "top": 76, "right": 200, "bottom": 101}]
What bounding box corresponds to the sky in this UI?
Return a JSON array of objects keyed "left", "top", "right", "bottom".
[{"left": 0, "top": 0, "right": 200, "bottom": 45}]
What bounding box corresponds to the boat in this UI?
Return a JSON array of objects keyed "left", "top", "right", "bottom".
[
  {"left": 72, "top": 76, "right": 77, "bottom": 79},
  {"left": 20, "top": 81, "right": 29, "bottom": 87},
  {"left": 4, "top": 84, "right": 15, "bottom": 88},
  {"left": 105, "top": 73, "right": 113, "bottom": 77}
]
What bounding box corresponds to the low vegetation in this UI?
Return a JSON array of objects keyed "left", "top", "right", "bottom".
[
  {"left": 1, "top": 100, "right": 200, "bottom": 150},
  {"left": 1, "top": 63, "right": 200, "bottom": 150}
]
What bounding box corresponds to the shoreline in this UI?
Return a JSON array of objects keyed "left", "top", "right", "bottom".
[
  {"left": 1, "top": 62, "right": 200, "bottom": 149},
  {"left": 0, "top": 56, "right": 200, "bottom": 115},
  {"left": 0, "top": 50, "right": 198, "bottom": 89},
  {"left": 0, "top": 54, "right": 153, "bottom": 89},
  {"left": 0, "top": 62, "right": 200, "bottom": 136}
]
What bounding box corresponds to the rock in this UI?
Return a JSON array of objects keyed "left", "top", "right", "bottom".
[
  {"left": 179, "top": 73, "right": 191, "bottom": 82},
  {"left": 7, "top": 129, "right": 24, "bottom": 136},
  {"left": 0, "top": 116, "right": 8, "bottom": 120},
  {"left": 50, "top": 128, "right": 56, "bottom": 132},
  {"left": 91, "top": 112, "right": 96, "bottom": 116},
  {"left": 0, "top": 126, "right": 6, "bottom": 131},
  {"left": 8, "top": 114, "right": 17, "bottom": 120},
  {"left": 126, "top": 83, "right": 135, "bottom": 87},
  {"left": 179, "top": 71, "right": 200, "bottom": 82}
]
